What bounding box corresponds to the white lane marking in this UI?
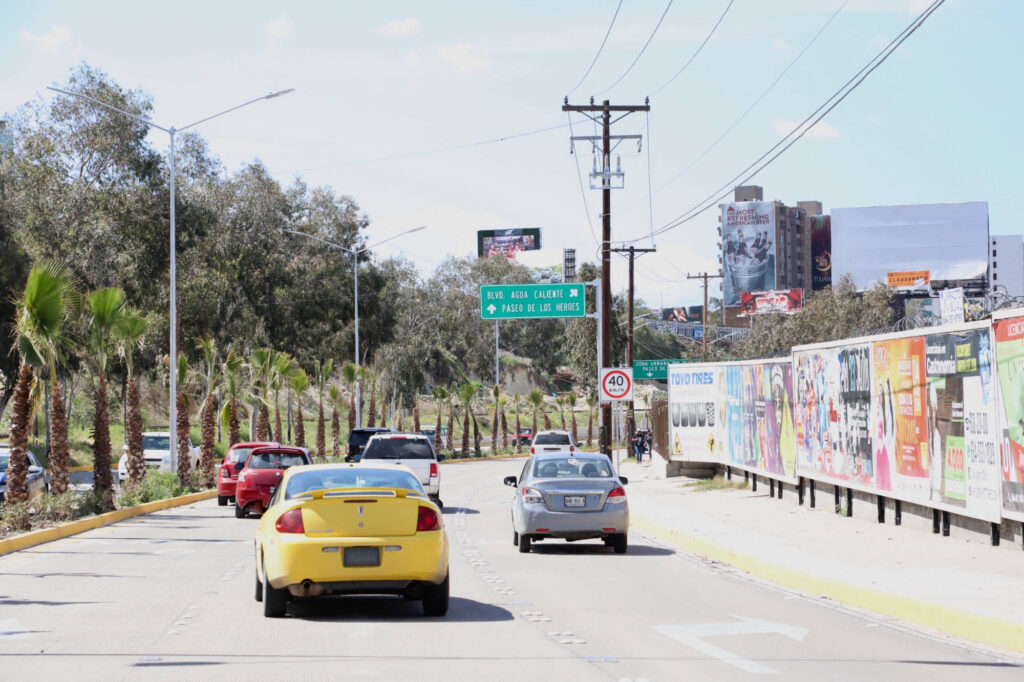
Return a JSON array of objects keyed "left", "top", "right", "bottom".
[
  {"left": 0, "top": 618, "right": 32, "bottom": 640},
  {"left": 652, "top": 616, "right": 808, "bottom": 675}
]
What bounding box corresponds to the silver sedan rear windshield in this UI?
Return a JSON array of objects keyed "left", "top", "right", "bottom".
[{"left": 534, "top": 457, "right": 613, "bottom": 479}]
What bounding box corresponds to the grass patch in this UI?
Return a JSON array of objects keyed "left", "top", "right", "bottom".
[{"left": 680, "top": 475, "right": 750, "bottom": 492}]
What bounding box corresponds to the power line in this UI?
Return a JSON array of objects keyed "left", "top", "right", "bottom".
[
  {"left": 596, "top": 0, "right": 675, "bottom": 96},
  {"left": 292, "top": 122, "right": 569, "bottom": 173},
  {"left": 566, "top": 0, "right": 624, "bottom": 97},
  {"left": 648, "top": 0, "right": 735, "bottom": 97},
  {"left": 646, "top": 0, "right": 849, "bottom": 201},
  {"left": 567, "top": 112, "right": 600, "bottom": 246},
  {"left": 636, "top": 0, "right": 946, "bottom": 242}
]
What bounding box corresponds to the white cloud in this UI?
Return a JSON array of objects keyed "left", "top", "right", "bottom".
[
  {"left": 773, "top": 38, "right": 792, "bottom": 52},
  {"left": 773, "top": 118, "right": 840, "bottom": 139},
  {"left": 265, "top": 16, "right": 292, "bottom": 50},
  {"left": 379, "top": 18, "right": 421, "bottom": 36},
  {"left": 20, "top": 25, "right": 71, "bottom": 54},
  {"left": 437, "top": 43, "right": 492, "bottom": 74}
]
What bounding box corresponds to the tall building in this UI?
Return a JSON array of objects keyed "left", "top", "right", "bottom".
[
  {"left": 990, "top": 234, "right": 1024, "bottom": 298},
  {"left": 719, "top": 186, "right": 821, "bottom": 325}
]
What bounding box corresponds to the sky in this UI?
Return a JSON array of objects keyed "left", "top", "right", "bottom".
[{"left": 3, "top": 0, "right": 1022, "bottom": 309}]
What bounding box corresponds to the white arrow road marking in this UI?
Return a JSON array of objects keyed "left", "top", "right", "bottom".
[
  {"left": 487, "top": 304, "right": 497, "bottom": 314},
  {"left": 652, "top": 616, "right": 808, "bottom": 675},
  {"left": 0, "top": 618, "right": 33, "bottom": 640}
]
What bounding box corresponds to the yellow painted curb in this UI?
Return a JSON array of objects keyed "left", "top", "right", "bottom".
[
  {"left": 442, "top": 454, "right": 526, "bottom": 464},
  {"left": 66, "top": 466, "right": 117, "bottom": 473},
  {"left": 0, "top": 490, "right": 217, "bottom": 558},
  {"left": 631, "top": 514, "right": 1024, "bottom": 655}
]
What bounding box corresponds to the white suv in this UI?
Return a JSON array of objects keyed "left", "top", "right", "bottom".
[
  {"left": 358, "top": 433, "right": 441, "bottom": 507},
  {"left": 117, "top": 432, "right": 200, "bottom": 482},
  {"left": 530, "top": 429, "right": 578, "bottom": 454}
]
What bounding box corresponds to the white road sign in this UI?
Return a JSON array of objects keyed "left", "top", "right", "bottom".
[{"left": 599, "top": 367, "right": 633, "bottom": 402}]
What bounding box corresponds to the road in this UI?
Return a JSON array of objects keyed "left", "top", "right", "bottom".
[{"left": 1, "top": 458, "right": 1020, "bottom": 680}]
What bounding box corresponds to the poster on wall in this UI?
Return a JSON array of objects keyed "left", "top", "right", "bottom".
[
  {"left": 922, "top": 330, "right": 1001, "bottom": 520},
  {"left": 794, "top": 344, "right": 873, "bottom": 487},
  {"left": 668, "top": 364, "right": 720, "bottom": 463},
  {"left": 721, "top": 201, "right": 776, "bottom": 306},
  {"left": 872, "top": 336, "right": 928, "bottom": 499},
  {"left": 995, "top": 312, "right": 1024, "bottom": 521},
  {"left": 722, "top": 365, "right": 744, "bottom": 467},
  {"left": 749, "top": 362, "right": 797, "bottom": 480}
]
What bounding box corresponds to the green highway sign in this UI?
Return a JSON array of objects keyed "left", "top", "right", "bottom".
[
  {"left": 480, "top": 283, "right": 586, "bottom": 320},
  {"left": 632, "top": 358, "right": 693, "bottom": 380}
]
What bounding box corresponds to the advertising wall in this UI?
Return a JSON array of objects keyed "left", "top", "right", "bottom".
[
  {"left": 721, "top": 201, "right": 776, "bottom": 306},
  {"left": 668, "top": 364, "right": 719, "bottom": 463},
  {"left": 831, "top": 202, "right": 989, "bottom": 292},
  {"left": 994, "top": 310, "right": 1024, "bottom": 522}
]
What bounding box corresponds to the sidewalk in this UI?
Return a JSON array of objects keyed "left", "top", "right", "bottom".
[{"left": 614, "top": 450, "right": 1024, "bottom": 655}]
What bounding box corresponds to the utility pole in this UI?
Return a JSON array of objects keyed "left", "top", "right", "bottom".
[
  {"left": 612, "top": 245, "right": 656, "bottom": 443},
  {"left": 563, "top": 98, "right": 649, "bottom": 455},
  {"left": 687, "top": 272, "right": 723, "bottom": 361}
]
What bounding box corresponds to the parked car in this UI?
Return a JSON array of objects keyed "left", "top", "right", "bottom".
[
  {"left": 0, "top": 446, "right": 50, "bottom": 503},
  {"left": 218, "top": 441, "right": 279, "bottom": 506},
  {"left": 234, "top": 446, "right": 312, "bottom": 518},
  {"left": 359, "top": 433, "right": 442, "bottom": 507},
  {"left": 117, "top": 431, "right": 200, "bottom": 482},
  {"left": 345, "top": 427, "right": 396, "bottom": 462},
  {"left": 515, "top": 428, "right": 533, "bottom": 446},
  {"left": 254, "top": 462, "right": 449, "bottom": 618},
  {"left": 504, "top": 451, "right": 629, "bottom": 554},
  {"left": 530, "top": 429, "right": 577, "bottom": 454}
]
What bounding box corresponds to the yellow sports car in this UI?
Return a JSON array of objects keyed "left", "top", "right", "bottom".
[{"left": 254, "top": 462, "right": 449, "bottom": 618}]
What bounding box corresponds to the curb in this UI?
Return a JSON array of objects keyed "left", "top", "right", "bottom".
[
  {"left": 0, "top": 490, "right": 217, "bottom": 558},
  {"left": 442, "top": 454, "right": 527, "bottom": 464},
  {"left": 630, "top": 514, "right": 1024, "bottom": 655}
]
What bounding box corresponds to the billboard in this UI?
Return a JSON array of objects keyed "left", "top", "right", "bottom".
[
  {"left": 722, "top": 201, "right": 776, "bottom": 306},
  {"left": 810, "top": 215, "right": 832, "bottom": 290},
  {"left": 477, "top": 227, "right": 541, "bottom": 259},
  {"left": 831, "top": 202, "right": 989, "bottom": 292},
  {"left": 739, "top": 289, "right": 803, "bottom": 316},
  {"left": 668, "top": 365, "right": 719, "bottom": 462},
  {"left": 995, "top": 311, "right": 1024, "bottom": 521}
]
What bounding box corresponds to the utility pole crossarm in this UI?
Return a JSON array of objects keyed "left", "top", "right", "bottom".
[{"left": 562, "top": 104, "right": 651, "bottom": 113}]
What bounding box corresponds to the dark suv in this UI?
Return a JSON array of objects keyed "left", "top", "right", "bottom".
[{"left": 345, "top": 427, "right": 396, "bottom": 462}]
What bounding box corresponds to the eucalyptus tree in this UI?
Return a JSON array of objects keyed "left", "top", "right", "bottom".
[
  {"left": 290, "top": 368, "right": 310, "bottom": 449},
  {"left": 116, "top": 310, "right": 148, "bottom": 485},
  {"left": 314, "top": 359, "right": 333, "bottom": 459},
  {"left": 84, "top": 287, "right": 126, "bottom": 509},
  {"left": 196, "top": 337, "right": 219, "bottom": 486},
  {"left": 7, "top": 262, "right": 78, "bottom": 507},
  {"left": 328, "top": 385, "right": 342, "bottom": 458},
  {"left": 220, "top": 349, "right": 244, "bottom": 446},
  {"left": 528, "top": 390, "right": 544, "bottom": 441}
]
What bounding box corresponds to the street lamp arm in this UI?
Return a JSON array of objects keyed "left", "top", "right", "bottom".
[
  {"left": 283, "top": 228, "right": 353, "bottom": 253},
  {"left": 46, "top": 86, "right": 170, "bottom": 132},
  {"left": 359, "top": 225, "right": 428, "bottom": 254},
  {"left": 179, "top": 88, "right": 295, "bottom": 132}
]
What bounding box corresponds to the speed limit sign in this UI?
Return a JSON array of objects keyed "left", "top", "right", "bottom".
[{"left": 599, "top": 367, "right": 633, "bottom": 402}]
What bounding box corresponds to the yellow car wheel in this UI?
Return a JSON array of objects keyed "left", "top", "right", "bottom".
[
  {"left": 262, "top": 557, "right": 289, "bottom": 618},
  {"left": 422, "top": 572, "right": 449, "bottom": 617}
]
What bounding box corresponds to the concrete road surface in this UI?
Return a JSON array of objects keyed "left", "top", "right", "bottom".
[{"left": 1, "top": 458, "right": 1020, "bottom": 680}]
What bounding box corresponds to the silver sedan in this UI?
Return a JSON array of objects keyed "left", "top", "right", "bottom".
[{"left": 504, "top": 453, "right": 629, "bottom": 554}]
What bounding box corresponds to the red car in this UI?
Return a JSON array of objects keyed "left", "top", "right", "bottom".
[
  {"left": 234, "top": 446, "right": 311, "bottom": 518},
  {"left": 218, "top": 441, "right": 279, "bottom": 506}
]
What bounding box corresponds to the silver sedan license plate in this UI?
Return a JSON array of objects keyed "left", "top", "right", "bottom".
[
  {"left": 344, "top": 546, "right": 381, "bottom": 567},
  {"left": 564, "top": 495, "right": 586, "bottom": 507}
]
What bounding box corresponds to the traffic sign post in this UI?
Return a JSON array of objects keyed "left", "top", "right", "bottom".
[
  {"left": 480, "top": 283, "right": 586, "bottom": 320},
  {"left": 632, "top": 358, "right": 694, "bottom": 380},
  {"left": 599, "top": 367, "right": 633, "bottom": 402}
]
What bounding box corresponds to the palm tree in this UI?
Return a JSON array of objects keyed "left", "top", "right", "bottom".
[
  {"left": 586, "top": 391, "right": 598, "bottom": 447},
  {"left": 269, "top": 352, "right": 294, "bottom": 443},
  {"left": 219, "top": 349, "right": 244, "bottom": 446},
  {"left": 314, "top": 359, "right": 333, "bottom": 459},
  {"left": 431, "top": 386, "right": 447, "bottom": 452},
  {"left": 249, "top": 348, "right": 272, "bottom": 441},
  {"left": 290, "top": 369, "right": 310, "bottom": 448},
  {"left": 195, "top": 337, "right": 219, "bottom": 487},
  {"left": 500, "top": 395, "right": 509, "bottom": 450},
  {"left": 491, "top": 384, "right": 502, "bottom": 456},
  {"left": 342, "top": 362, "right": 359, "bottom": 434},
  {"left": 567, "top": 392, "right": 579, "bottom": 444},
  {"left": 528, "top": 390, "right": 544, "bottom": 438},
  {"left": 445, "top": 383, "right": 456, "bottom": 452},
  {"left": 512, "top": 393, "right": 523, "bottom": 455},
  {"left": 116, "top": 311, "right": 148, "bottom": 485},
  {"left": 395, "top": 395, "right": 404, "bottom": 431},
  {"left": 357, "top": 366, "right": 368, "bottom": 427},
  {"left": 366, "top": 371, "right": 377, "bottom": 428},
  {"left": 542, "top": 403, "right": 552, "bottom": 430},
  {"left": 329, "top": 385, "right": 342, "bottom": 458},
  {"left": 458, "top": 382, "right": 478, "bottom": 458},
  {"left": 556, "top": 394, "right": 567, "bottom": 429},
  {"left": 10, "top": 262, "right": 78, "bottom": 503},
  {"left": 175, "top": 354, "right": 194, "bottom": 487},
  {"left": 412, "top": 399, "right": 420, "bottom": 434},
  {"left": 84, "top": 287, "right": 126, "bottom": 510}
]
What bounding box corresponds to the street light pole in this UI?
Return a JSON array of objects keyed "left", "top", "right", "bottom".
[
  {"left": 47, "top": 86, "right": 294, "bottom": 466},
  {"left": 283, "top": 225, "right": 427, "bottom": 427}
]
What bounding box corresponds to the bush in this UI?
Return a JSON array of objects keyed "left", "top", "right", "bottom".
[{"left": 116, "top": 472, "right": 192, "bottom": 507}]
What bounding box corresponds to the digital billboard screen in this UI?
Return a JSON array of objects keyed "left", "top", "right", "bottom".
[{"left": 478, "top": 227, "right": 542, "bottom": 259}]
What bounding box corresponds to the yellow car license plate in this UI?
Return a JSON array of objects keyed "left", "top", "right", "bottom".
[{"left": 344, "top": 546, "right": 381, "bottom": 567}]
